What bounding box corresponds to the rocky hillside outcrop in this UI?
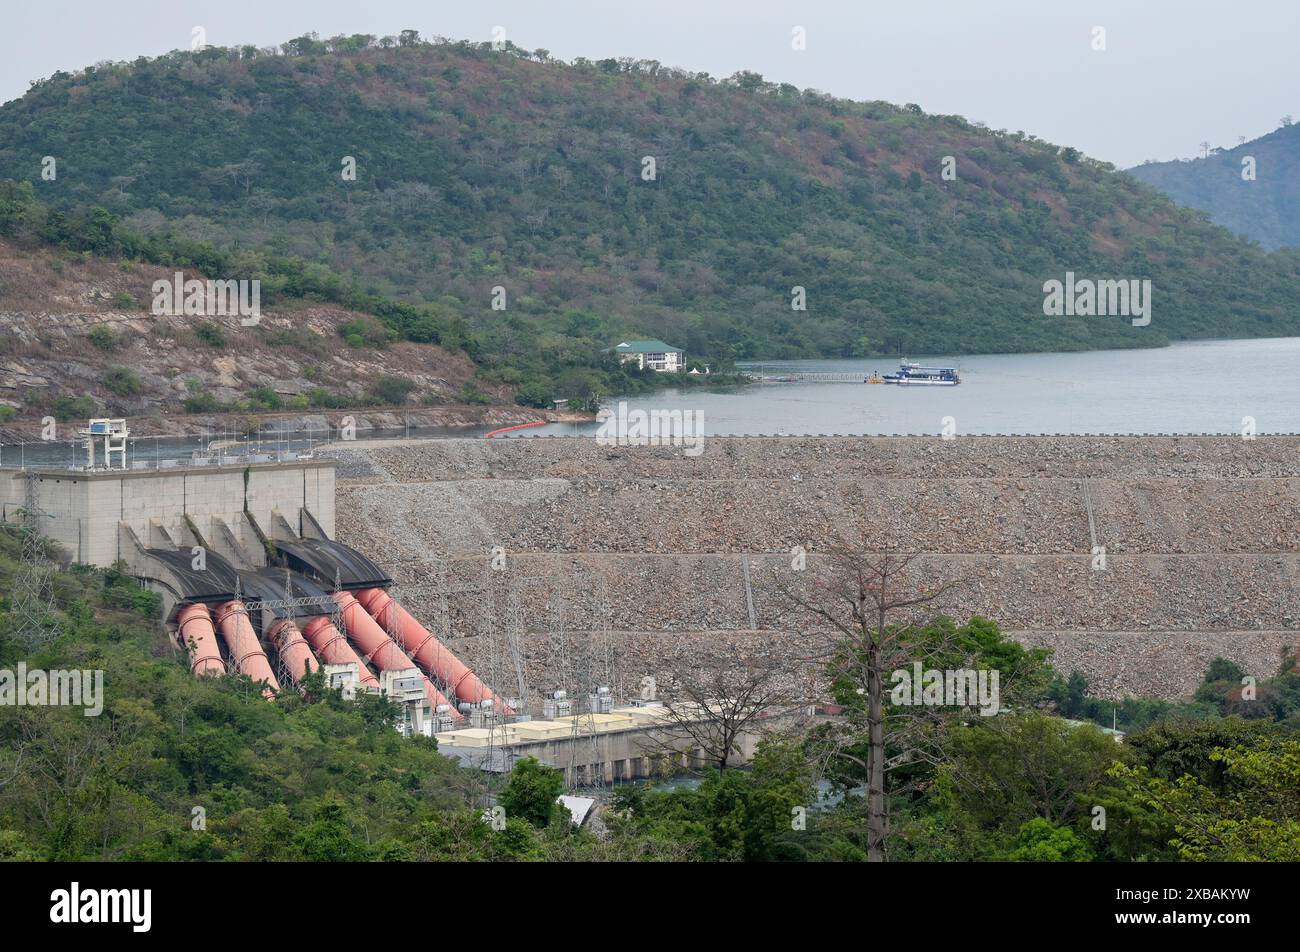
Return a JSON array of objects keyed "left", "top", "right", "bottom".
[{"left": 0, "top": 238, "right": 516, "bottom": 436}]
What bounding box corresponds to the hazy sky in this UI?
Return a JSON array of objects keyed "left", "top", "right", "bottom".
[{"left": 3, "top": 0, "right": 1295, "bottom": 168}]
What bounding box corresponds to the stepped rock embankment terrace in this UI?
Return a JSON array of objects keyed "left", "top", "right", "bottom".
[{"left": 329, "top": 436, "right": 1300, "bottom": 701}]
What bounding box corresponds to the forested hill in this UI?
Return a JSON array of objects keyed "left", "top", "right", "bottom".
[
  {"left": 2, "top": 32, "right": 1299, "bottom": 361},
  {"left": 1128, "top": 121, "right": 1300, "bottom": 251}
]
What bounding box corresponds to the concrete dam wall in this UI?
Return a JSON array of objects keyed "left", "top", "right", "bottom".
[
  {"left": 330, "top": 436, "right": 1300, "bottom": 701},
  {"left": 2, "top": 458, "right": 335, "bottom": 568}
]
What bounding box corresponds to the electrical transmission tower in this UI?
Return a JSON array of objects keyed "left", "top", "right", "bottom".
[
  {"left": 8, "top": 472, "right": 60, "bottom": 649},
  {"left": 503, "top": 580, "right": 529, "bottom": 715}
]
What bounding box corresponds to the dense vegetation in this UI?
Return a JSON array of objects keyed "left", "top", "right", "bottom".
[
  {"left": 1129, "top": 119, "right": 1300, "bottom": 251},
  {"left": 2, "top": 527, "right": 1296, "bottom": 862},
  {"left": 0, "top": 181, "right": 715, "bottom": 413},
  {"left": 2, "top": 32, "right": 1299, "bottom": 370}
]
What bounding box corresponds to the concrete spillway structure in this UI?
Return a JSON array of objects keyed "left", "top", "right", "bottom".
[
  {"left": 2, "top": 456, "right": 334, "bottom": 569},
  {"left": 332, "top": 590, "right": 463, "bottom": 720},
  {"left": 355, "top": 587, "right": 514, "bottom": 715}
]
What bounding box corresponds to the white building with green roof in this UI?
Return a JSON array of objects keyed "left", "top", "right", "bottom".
[{"left": 610, "top": 339, "right": 684, "bottom": 372}]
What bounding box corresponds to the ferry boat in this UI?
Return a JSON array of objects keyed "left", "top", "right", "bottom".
[{"left": 881, "top": 361, "right": 960, "bottom": 386}]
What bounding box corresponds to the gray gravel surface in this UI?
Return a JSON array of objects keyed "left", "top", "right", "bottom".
[{"left": 332, "top": 436, "right": 1300, "bottom": 701}]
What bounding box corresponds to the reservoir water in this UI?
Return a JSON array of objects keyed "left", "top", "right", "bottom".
[
  {"left": 527, "top": 338, "right": 1300, "bottom": 437},
  {"left": 5, "top": 339, "right": 1298, "bottom": 468}
]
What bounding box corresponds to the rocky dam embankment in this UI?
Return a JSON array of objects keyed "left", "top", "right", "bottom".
[{"left": 328, "top": 436, "right": 1300, "bottom": 702}]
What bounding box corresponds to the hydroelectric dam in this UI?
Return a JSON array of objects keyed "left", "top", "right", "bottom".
[
  {"left": 7, "top": 424, "right": 1298, "bottom": 779},
  {"left": 1, "top": 421, "right": 768, "bottom": 783}
]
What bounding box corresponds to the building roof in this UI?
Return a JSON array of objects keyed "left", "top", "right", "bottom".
[
  {"left": 274, "top": 538, "right": 392, "bottom": 590},
  {"left": 558, "top": 795, "right": 596, "bottom": 826},
  {"left": 143, "top": 547, "right": 241, "bottom": 602},
  {"left": 237, "top": 568, "right": 335, "bottom": 617},
  {"left": 611, "top": 339, "right": 682, "bottom": 354}
]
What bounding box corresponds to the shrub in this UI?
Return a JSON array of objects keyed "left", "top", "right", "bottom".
[
  {"left": 260, "top": 326, "right": 327, "bottom": 357},
  {"left": 338, "top": 316, "right": 396, "bottom": 348},
  {"left": 306, "top": 387, "right": 350, "bottom": 409},
  {"left": 181, "top": 386, "right": 224, "bottom": 414},
  {"left": 245, "top": 387, "right": 283, "bottom": 411},
  {"left": 514, "top": 378, "right": 554, "bottom": 408},
  {"left": 195, "top": 321, "right": 227, "bottom": 348},
  {"left": 367, "top": 374, "right": 417, "bottom": 406},
  {"left": 103, "top": 367, "right": 141, "bottom": 397},
  {"left": 459, "top": 382, "right": 491, "bottom": 405},
  {"left": 406, "top": 315, "right": 444, "bottom": 344},
  {"left": 86, "top": 326, "right": 121, "bottom": 351},
  {"left": 498, "top": 758, "right": 565, "bottom": 829},
  {"left": 50, "top": 395, "right": 97, "bottom": 421}
]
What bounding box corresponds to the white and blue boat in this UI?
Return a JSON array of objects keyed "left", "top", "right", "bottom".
[{"left": 881, "top": 361, "right": 960, "bottom": 386}]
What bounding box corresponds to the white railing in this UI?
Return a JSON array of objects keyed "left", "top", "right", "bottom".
[{"left": 0, "top": 429, "right": 333, "bottom": 473}]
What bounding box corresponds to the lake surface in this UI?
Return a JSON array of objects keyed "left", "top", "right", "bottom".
[
  {"left": 524, "top": 338, "right": 1300, "bottom": 437},
  {"left": 6, "top": 338, "right": 1298, "bottom": 467}
]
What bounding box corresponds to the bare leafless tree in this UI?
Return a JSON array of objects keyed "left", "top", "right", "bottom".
[
  {"left": 641, "top": 646, "right": 804, "bottom": 772},
  {"left": 778, "top": 541, "right": 962, "bottom": 862}
]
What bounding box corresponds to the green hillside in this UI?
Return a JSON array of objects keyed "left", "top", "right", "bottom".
[
  {"left": 4, "top": 520, "right": 1298, "bottom": 862},
  {"left": 1128, "top": 121, "right": 1300, "bottom": 250},
  {"left": 3, "top": 31, "right": 1299, "bottom": 365}
]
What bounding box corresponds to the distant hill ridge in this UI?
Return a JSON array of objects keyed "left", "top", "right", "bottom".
[
  {"left": 1, "top": 31, "right": 1299, "bottom": 369},
  {"left": 1128, "top": 120, "right": 1300, "bottom": 250}
]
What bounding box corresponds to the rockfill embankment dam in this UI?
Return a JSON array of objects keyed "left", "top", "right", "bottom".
[{"left": 329, "top": 436, "right": 1300, "bottom": 701}]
